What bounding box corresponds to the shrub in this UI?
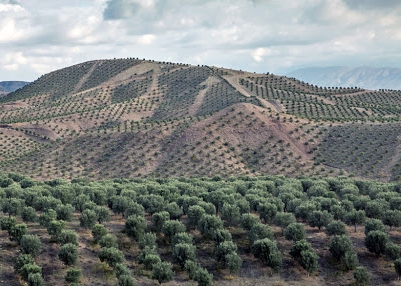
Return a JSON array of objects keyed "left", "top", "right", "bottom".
[
  {"left": 14, "top": 254, "right": 35, "bottom": 272},
  {"left": 21, "top": 206, "right": 38, "bottom": 222},
  {"left": 58, "top": 230, "right": 78, "bottom": 246},
  {"left": 20, "top": 263, "right": 42, "bottom": 281},
  {"left": 27, "top": 272, "right": 44, "bottom": 286},
  {"left": 9, "top": 223, "right": 28, "bottom": 244},
  {"left": 211, "top": 228, "right": 232, "bottom": 245},
  {"left": 385, "top": 242, "right": 401, "bottom": 260},
  {"left": 364, "top": 218, "right": 385, "bottom": 236},
  {"left": 197, "top": 214, "right": 224, "bottom": 238},
  {"left": 225, "top": 252, "right": 242, "bottom": 274},
  {"left": 92, "top": 224, "right": 108, "bottom": 243},
  {"left": 329, "top": 235, "right": 353, "bottom": 260},
  {"left": 365, "top": 230, "right": 388, "bottom": 256},
  {"left": 118, "top": 275, "right": 135, "bottom": 286},
  {"left": 39, "top": 209, "right": 57, "bottom": 227},
  {"left": 79, "top": 209, "right": 97, "bottom": 229},
  {"left": 125, "top": 215, "right": 146, "bottom": 241},
  {"left": 56, "top": 204, "right": 74, "bottom": 221},
  {"left": 172, "top": 232, "right": 193, "bottom": 247},
  {"left": 65, "top": 267, "right": 82, "bottom": 283},
  {"left": 58, "top": 243, "right": 79, "bottom": 266},
  {"left": 47, "top": 220, "right": 66, "bottom": 240},
  {"left": 173, "top": 243, "right": 196, "bottom": 268},
  {"left": 151, "top": 261, "right": 174, "bottom": 284},
  {"left": 299, "top": 250, "right": 319, "bottom": 275},
  {"left": 284, "top": 223, "right": 306, "bottom": 241},
  {"left": 115, "top": 263, "right": 131, "bottom": 278},
  {"left": 152, "top": 211, "right": 170, "bottom": 233},
  {"left": 143, "top": 254, "right": 161, "bottom": 270},
  {"left": 221, "top": 203, "right": 241, "bottom": 226},
  {"left": 139, "top": 232, "right": 157, "bottom": 249},
  {"left": 98, "top": 247, "right": 125, "bottom": 268},
  {"left": 240, "top": 213, "right": 259, "bottom": 231},
  {"left": 162, "top": 220, "right": 186, "bottom": 242},
  {"left": 340, "top": 251, "right": 359, "bottom": 270},
  {"left": 353, "top": 266, "right": 370, "bottom": 286},
  {"left": 249, "top": 223, "right": 274, "bottom": 245},
  {"left": 252, "top": 238, "right": 282, "bottom": 270},
  {"left": 193, "top": 267, "right": 213, "bottom": 286},
  {"left": 187, "top": 205, "right": 205, "bottom": 229},
  {"left": 20, "top": 235, "right": 42, "bottom": 257},
  {"left": 325, "top": 220, "right": 347, "bottom": 236},
  {"left": 99, "top": 234, "right": 118, "bottom": 248},
  {"left": 307, "top": 210, "right": 333, "bottom": 231},
  {"left": 215, "top": 241, "right": 237, "bottom": 263}
]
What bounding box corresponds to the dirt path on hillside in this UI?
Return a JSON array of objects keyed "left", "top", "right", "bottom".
[
  {"left": 188, "top": 76, "right": 221, "bottom": 116},
  {"left": 73, "top": 61, "right": 99, "bottom": 94},
  {"left": 222, "top": 75, "right": 253, "bottom": 97},
  {"left": 257, "top": 97, "right": 284, "bottom": 113}
]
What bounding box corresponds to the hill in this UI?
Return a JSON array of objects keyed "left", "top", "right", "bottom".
[
  {"left": 287, "top": 66, "right": 401, "bottom": 90},
  {"left": 0, "top": 58, "right": 401, "bottom": 182},
  {"left": 0, "top": 81, "right": 30, "bottom": 94}
]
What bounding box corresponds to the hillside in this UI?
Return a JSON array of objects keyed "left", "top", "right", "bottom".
[
  {"left": 287, "top": 67, "right": 401, "bottom": 90},
  {"left": 1, "top": 58, "right": 401, "bottom": 182}
]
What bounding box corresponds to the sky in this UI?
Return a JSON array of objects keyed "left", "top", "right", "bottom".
[{"left": 1, "top": 0, "right": 401, "bottom": 81}]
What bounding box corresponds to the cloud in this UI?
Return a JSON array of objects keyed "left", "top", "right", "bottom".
[{"left": 1, "top": 0, "right": 401, "bottom": 81}]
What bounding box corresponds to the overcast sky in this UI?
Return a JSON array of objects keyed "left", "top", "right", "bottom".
[{"left": 1, "top": 0, "right": 401, "bottom": 81}]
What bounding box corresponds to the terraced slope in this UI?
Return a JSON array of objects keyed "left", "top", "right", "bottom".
[{"left": 0, "top": 58, "right": 401, "bottom": 181}]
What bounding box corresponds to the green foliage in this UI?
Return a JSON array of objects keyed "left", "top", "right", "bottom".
[
  {"left": 252, "top": 238, "right": 282, "bottom": 270},
  {"left": 39, "top": 209, "right": 57, "bottom": 227},
  {"left": 171, "top": 232, "right": 193, "bottom": 247},
  {"left": 284, "top": 223, "right": 306, "bottom": 241},
  {"left": 118, "top": 274, "right": 136, "bottom": 286},
  {"left": 343, "top": 210, "right": 365, "bottom": 232},
  {"left": 47, "top": 220, "right": 66, "bottom": 240},
  {"left": 212, "top": 228, "right": 232, "bottom": 245},
  {"left": 274, "top": 212, "right": 297, "bottom": 233},
  {"left": 385, "top": 242, "right": 401, "bottom": 260},
  {"left": 58, "top": 243, "right": 79, "bottom": 266},
  {"left": 58, "top": 230, "right": 78, "bottom": 246},
  {"left": 125, "top": 215, "right": 146, "bottom": 241},
  {"left": 27, "top": 272, "right": 44, "bottom": 286},
  {"left": 290, "top": 239, "right": 314, "bottom": 261},
  {"left": 193, "top": 267, "right": 213, "bottom": 286},
  {"left": 353, "top": 266, "right": 370, "bottom": 286},
  {"left": 162, "top": 220, "right": 186, "bottom": 242},
  {"left": 325, "top": 220, "right": 347, "bottom": 236},
  {"left": 249, "top": 223, "right": 274, "bottom": 245},
  {"left": 240, "top": 213, "right": 259, "bottom": 231},
  {"left": 115, "top": 263, "right": 131, "bottom": 279},
  {"left": 187, "top": 205, "right": 206, "bottom": 229},
  {"left": 152, "top": 211, "right": 170, "bottom": 233},
  {"left": 215, "top": 241, "right": 237, "bottom": 263},
  {"left": 151, "top": 261, "right": 174, "bottom": 284},
  {"left": 65, "top": 267, "right": 82, "bottom": 283},
  {"left": 307, "top": 210, "right": 333, "bottom": 231},
  {"left": 257, "top": 202, "right": 277, "bottom": 223},
  {"left": 364, "top": 219, "right": 386, "bottom": 236},
  {"left": 55, "top": 204, "right": 74, "bottom": 221},
  {"left": 163, "top": 202, "right": 183, "bottom": 220},
  {"left": 92, "top": 224, "right": 108, "bottom": 243},
  {"left": 139, "top": 232, "right": 157, "bottom": 249},
  {"left": 14, "top": 254, "right": 35, "bottom": 272},
  {"left": 395, "top": 258, "right": 401, "bottom": 278},
  {"left": 79, "top": 209, "right": 97, "bottom": 229},
  {"left": 99, "top": 234, "right": 118, "bottom": 248},
  {"left": 20, "top": 234, "right": 42, "bottom": 257},
  {"left": 340, "top": 251, "right": 358, "bottom": 271},
  {"left": 20, "top": 263, "right": 42, "bottom": 281},
  {"left": 299, "top": 250, "right": 319, "bottom": 275},
  {"left": 221, "top": 203, "right": 241, "bottom": 226},
  {"left": 224, "top": 252, "right": 242, "bottom": 274},
  {"left": 329, "top": 235, "right": 353, "bottom": 260},
  {"left": 365, "top": 230, "right": 388, "bottom": 256},
  {"left": 172, "top": 243, "right": 196, "bottom": 267},
  {"left": 197, "top": 214, "right": 224, "bottom": 238},
  {"left": 143, "top": 254, "right": 162, "bottom": 270},
  {"left": 9, "top": 223, "right": 28, "bottom": 244},
  {"left": 0, "top": 216, "right": 17, "bottom": 232},
  {"left": 98, "top": 247, "right": 125, "bottom": 268},
  {"left": 21, "top": 206, "right": 38, "bottom": 222},
  {"left": 382, "top": 209, "right": 401, "bottom": 230}
]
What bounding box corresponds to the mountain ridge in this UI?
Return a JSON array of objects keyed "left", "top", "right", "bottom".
[{"left": 287, "top": 66, "right": 401, "bottom": 90}]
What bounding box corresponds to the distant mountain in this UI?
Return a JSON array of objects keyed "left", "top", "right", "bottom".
[
  {"left": 287, "top": 67, "right": 401, "bottom": 90},
  {"left": 0, "top": 81, "right": 30, "bottom": 93}
]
